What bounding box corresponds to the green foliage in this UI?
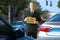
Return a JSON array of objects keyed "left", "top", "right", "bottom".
[
  {"left": 57, "top": 0, "right": 60, "bottom": 8},
  {"left": 0, "top": 0, "right": 29, "bottom": 15}
]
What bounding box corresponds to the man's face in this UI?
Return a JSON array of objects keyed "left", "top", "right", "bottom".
[{"left": 29, "top": 3, "right": 35, "bottom": 10}]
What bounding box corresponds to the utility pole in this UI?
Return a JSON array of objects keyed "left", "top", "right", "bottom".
[
  {"left": 50, "top": 1, "right": 52, "bottom": 7},
  {"left": 8, "top": 5, "right": 11, "bottom": 24},
  {"left": 46, "top": 0, "right": 52, "bottom": 7},
  {"left": 46, "top": 0, "right": 48, "bottom": 6}
]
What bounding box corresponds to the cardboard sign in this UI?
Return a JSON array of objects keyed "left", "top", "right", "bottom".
[{"left": 26, "top": 17, "right": 36, "bottom": 24}]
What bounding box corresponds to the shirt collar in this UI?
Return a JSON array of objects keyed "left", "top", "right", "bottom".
[{"left": 30, "top": 10, "right": 34, "bottom": 13}]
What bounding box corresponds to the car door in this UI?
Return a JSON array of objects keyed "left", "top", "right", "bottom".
[{"left": 0, "top": 16, "right": 16, "bottom": 40}]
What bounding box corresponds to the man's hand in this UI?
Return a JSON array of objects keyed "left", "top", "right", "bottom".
[
  {"left": 24, "top": 17, "right": 27, "bottom": 21},
  {"left": 34, "top": 21, "right": 39, "bottom": 24}
]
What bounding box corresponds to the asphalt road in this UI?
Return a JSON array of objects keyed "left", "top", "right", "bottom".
[{"left": 17, "top": 36, "right": 35, "bottom": 40}]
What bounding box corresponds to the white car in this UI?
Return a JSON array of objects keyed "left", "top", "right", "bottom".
[{"left": 37, "top": 13, "right": 60, "bottom": 40}]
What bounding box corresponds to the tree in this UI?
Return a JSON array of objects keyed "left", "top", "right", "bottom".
[
  {"left": 0, "top": 0, "right": 29, "bottom": 15},
  {"left": 0, "top": 0, "right": 30, "bottom": 23},
  {"left": 57, "top": 0, "right": 60, "bottom": 8}
]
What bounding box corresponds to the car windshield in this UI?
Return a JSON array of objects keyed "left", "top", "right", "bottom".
[{"left": 47, "top": 14, "right": 60, "bottom": 22}]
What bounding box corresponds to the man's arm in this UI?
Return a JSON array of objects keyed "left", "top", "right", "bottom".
[{"left": 36, "top": 12, "right": 43, "bottom": 24}]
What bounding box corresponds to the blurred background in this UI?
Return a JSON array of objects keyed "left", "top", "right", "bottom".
[{"left": 0, "top": 0, "right": 60, "bottom": 23}]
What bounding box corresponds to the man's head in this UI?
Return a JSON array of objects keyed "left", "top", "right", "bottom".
[{"left": 29, "top": 2, "right": 35, "bottom": 10}]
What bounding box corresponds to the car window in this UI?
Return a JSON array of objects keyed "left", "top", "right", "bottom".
[
  {"left": 47, "top": 14, "right": 60, "bottom": 22},
  {"left": 0, "top": 20, "right": 11, "bottom": 35}
]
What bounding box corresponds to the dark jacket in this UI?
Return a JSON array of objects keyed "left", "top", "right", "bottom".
[{"left": 24, "top": 9, "right": 42, "bottom": 32}]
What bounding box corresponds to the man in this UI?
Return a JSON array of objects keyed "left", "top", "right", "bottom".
[{"left": 24, "top": 2, "right": 42, "bottom": 39}]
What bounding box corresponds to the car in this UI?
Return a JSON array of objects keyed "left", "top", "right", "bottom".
[
  {"left": 37, "top": 13, "right": 60, "bottom": 40},
  {"left": 11, "top": 21, "right": 26, "bottom": 32},
  {"left": 0, "top": 16, "right": 35, "bottom": 40}
]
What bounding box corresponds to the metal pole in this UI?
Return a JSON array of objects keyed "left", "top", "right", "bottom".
[{"left": 8, "top": 5, "right": 11, "bottom": 24}]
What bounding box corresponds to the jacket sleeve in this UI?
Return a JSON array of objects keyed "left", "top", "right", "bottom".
[{"left": 36, "top": 12, "right": 44, "bottom": 24}]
